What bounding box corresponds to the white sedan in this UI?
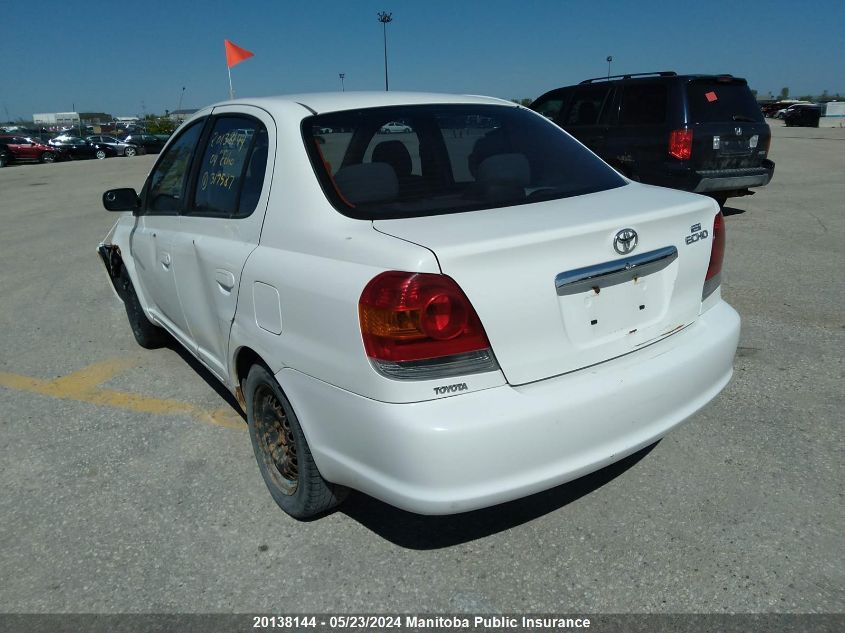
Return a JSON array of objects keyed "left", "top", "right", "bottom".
[
  {"left": 379, "top": 121, "right": 412, "bottom": 133},
  {"left": 98, "top": 92, "right": 740, "bottom": 519}
]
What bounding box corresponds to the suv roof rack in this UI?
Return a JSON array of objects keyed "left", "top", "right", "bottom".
[{"left": 579, "top": 71, "right": 677, "bottom": 84}]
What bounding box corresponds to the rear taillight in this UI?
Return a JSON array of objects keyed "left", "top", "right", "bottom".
[
  {"left": 669, "top": 128, "right": 693, "bottom": 160},
  {"left": 359, "top": 271, "right": 499, "bottom": 380},
  {"left": 703, "top": 212, "right": 726, "bottom": 299}
]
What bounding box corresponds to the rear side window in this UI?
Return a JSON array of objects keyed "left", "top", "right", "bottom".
[
  {"left": 302, "top": 104, "right": 626, "bottom": 220},
  {"left": 619, "top": 83, "right": 668, "bottom": 125},
  {"left": 192, "top": 116, "right": 268, "bottom": 218},
  {"left": 687, "top": 81, "right": 763, "bottom": 123}
]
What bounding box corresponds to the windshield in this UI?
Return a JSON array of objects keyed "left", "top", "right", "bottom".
[
  {"left": 687, "top": 80, "right": 763, "bottom": 123},
  {"left": 303, "top": 104, "right": 626, "bottom": 220}
]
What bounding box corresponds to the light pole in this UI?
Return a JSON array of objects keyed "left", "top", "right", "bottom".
[
  {"left": 377, "top": 12, "right": 393, "bottom": 91},
  {"left": 176, "top": 86, "right": 186, "bottom": 118},
  {"left": 606, "top": 55, "right": 613, "bottom": 79},
  {"left": 339, "top": 73, "right": 345, "bottom": 92}
]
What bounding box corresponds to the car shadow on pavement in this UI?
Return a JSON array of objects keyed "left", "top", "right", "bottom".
[
  {"left": 722, "top": 205, "right": 747, "bottom": 217},
  {"left": 339, "top": 443, "right": 657, "bottom": 549},
  {"left": 164, "top": 338, "right": 246, "bottom": 421}
]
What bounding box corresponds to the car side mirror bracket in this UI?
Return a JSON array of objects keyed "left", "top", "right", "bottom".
[{"left": 103, "top": 188, "right": 141, "bottom": 213}]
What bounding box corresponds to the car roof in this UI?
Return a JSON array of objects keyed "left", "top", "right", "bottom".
[
  {"left": 538, "top": 73, "right": 750, "bottom": 97},
  {"left": 203, "top": 91, "right": 515, "bottom": 117},
  {"left": 587, "top": 73, "right": 748, "bottom": 84}
]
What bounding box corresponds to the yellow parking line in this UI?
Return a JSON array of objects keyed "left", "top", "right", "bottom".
[
  {"left": 0, "top": 360, "right": 244, "bottom": 431},
  {"left": 50, "top": 358, "right": 137, "bottom": 395}
]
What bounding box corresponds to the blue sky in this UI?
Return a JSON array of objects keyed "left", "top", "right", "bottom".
[{"left": 2, "top": 0, "right": 843, "bottom": 120}]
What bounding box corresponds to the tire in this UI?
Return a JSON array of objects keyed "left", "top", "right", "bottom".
[
  {"left": 124, "top": 146, "right": 137, "bottom": 157},
  {"left": 96, "top": 149, "right": 107, "bottom": 160},
  {"left": 40, "top": 152, "right": 56, "bottom": 163},
  {"left": 118, "top": 270, "right": 167, "bottom": 348},
  {"left": 245, "top": 364, "right": 347, "bottom": 519}
]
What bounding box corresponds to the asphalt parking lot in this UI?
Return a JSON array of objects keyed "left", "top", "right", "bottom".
[{"left": 0, "top": 123, "right": 842, "bottom": 615}]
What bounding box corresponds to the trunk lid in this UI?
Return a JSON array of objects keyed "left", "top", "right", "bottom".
[{"left": 374, "top": 183, "right": 718, "bottom": 386}]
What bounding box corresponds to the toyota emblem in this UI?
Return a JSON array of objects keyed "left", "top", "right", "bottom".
[{"left": 613, "top": 228, "right": 638, "bottom": 255}]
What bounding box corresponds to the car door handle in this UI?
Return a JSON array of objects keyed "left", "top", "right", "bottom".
[
  {"left": 160, "top": 252, "right": 172, "bottom": 268},
  {"left": 215, "top": 269, "right": 236, "bottom": 291}
]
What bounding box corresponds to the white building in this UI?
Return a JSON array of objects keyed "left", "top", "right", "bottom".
[{"left": 33, "top": 112, "right": 80, "bottom": 127}]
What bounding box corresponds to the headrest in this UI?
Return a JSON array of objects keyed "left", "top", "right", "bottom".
[
  {"left": 333, "top": 162, "right": 398, "bottom": 205},
  {"left": 477, "top": 153, "right": 530, "bottom": 187},
  {"left": 372, "top": 141, "right": 412, "bottom": 178}
]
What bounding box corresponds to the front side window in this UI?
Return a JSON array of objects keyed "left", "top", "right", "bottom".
[
  {"left": 530, "top": 90, "right": 568, "bottom": 122},
  {"left": 191, "top": 116, "right": 268, "bottom": 218},
  {"left": 146, "top": 120, "right": 204, "bottom": 213},
  {"left": 564, "top": 87, "right": 612, "bottom": 126},
  {"left": 533, "top": 98, "right": 565, "bottom": 121},
  {"left": 303, "top": 104, "right": 626, "bottom": 220}
]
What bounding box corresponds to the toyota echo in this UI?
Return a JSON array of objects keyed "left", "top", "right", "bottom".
[{"left": 98, "top": 92, "right": 741, "bottom": 518}]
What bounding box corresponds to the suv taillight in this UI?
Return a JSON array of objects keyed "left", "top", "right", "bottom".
[
  {"left": 669, "top": 128, "right": 693, "bottom": 160},
  {"left": 359, "top": 271, "right": 499, "bottom": 380},
  {"left": 703, "top": 212, "right": 726, "bottom": 300}
]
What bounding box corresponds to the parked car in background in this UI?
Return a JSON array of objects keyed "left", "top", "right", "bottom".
[
  {"left": 121, "top": 133, "right": 166, "bottom": 154},
  {"left": 774, "top": 102, "right": 813, "bottom": 119},
  {"left": 0, "top": 141, "right": 10, "bottom": 167},
  {"left": 530, "top": 71, "right": 774, "bottom": 207},
  {"left": 0, "top": 135, "right": 64, "bottom": 163},
  {"left": 87, "top": 135, "right": 143, "bottom": 157},
  {"left": 48, "top": 136, "right": 117, "bottom": 160},
  {"left": 98, "top": 92, "right": 739, "bottom": 520},
  {"left": 379, "top": 121, "right": 412, "bottom": 133},
  {"left": 761, "top": 101, "right": 811, "bottom": 118},
  {"left": 783, "top": 103, "right": 821, "bottom": 127}
]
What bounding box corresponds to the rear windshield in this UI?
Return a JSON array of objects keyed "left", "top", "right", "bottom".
[
  {"left": 687, "top": 81, "right": 763, "bottom": 124},
  {"left": 302, "top": 104, "right": 626, "bottom": 220}
]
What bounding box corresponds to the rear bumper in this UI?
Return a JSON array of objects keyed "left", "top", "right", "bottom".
[
  {"left": 279, "top": 300, "right": 741, "bottom": 515},
  {"left": 646, "top": 159, "right": 775, "bottom": 194},
  {"left": 692, "top": 161, "right": 775, "bottom": 193}
]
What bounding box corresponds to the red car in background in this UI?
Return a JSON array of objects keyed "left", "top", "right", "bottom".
[{"left": 0, "top": 135, "right": 64, "bottom": 163}]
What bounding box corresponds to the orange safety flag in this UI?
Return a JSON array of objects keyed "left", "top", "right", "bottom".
[{"left": 225, "top": 40, "right": 254, "bottom": 68}]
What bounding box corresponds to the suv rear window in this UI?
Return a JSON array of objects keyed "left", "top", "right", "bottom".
[
  {"left": 687, "top": 81, "right": 763, "bottom": 123},
  {"left": 303, "top": 104, "right": 626, "bottom": 220}
]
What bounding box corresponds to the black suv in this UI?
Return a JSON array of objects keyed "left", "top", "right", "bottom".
[
  {"left": 783, "top": 104, "right": 821, "bottom": 127},
  {"left": 530, "top": 72, "right": 775, "bottom": 205}
]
